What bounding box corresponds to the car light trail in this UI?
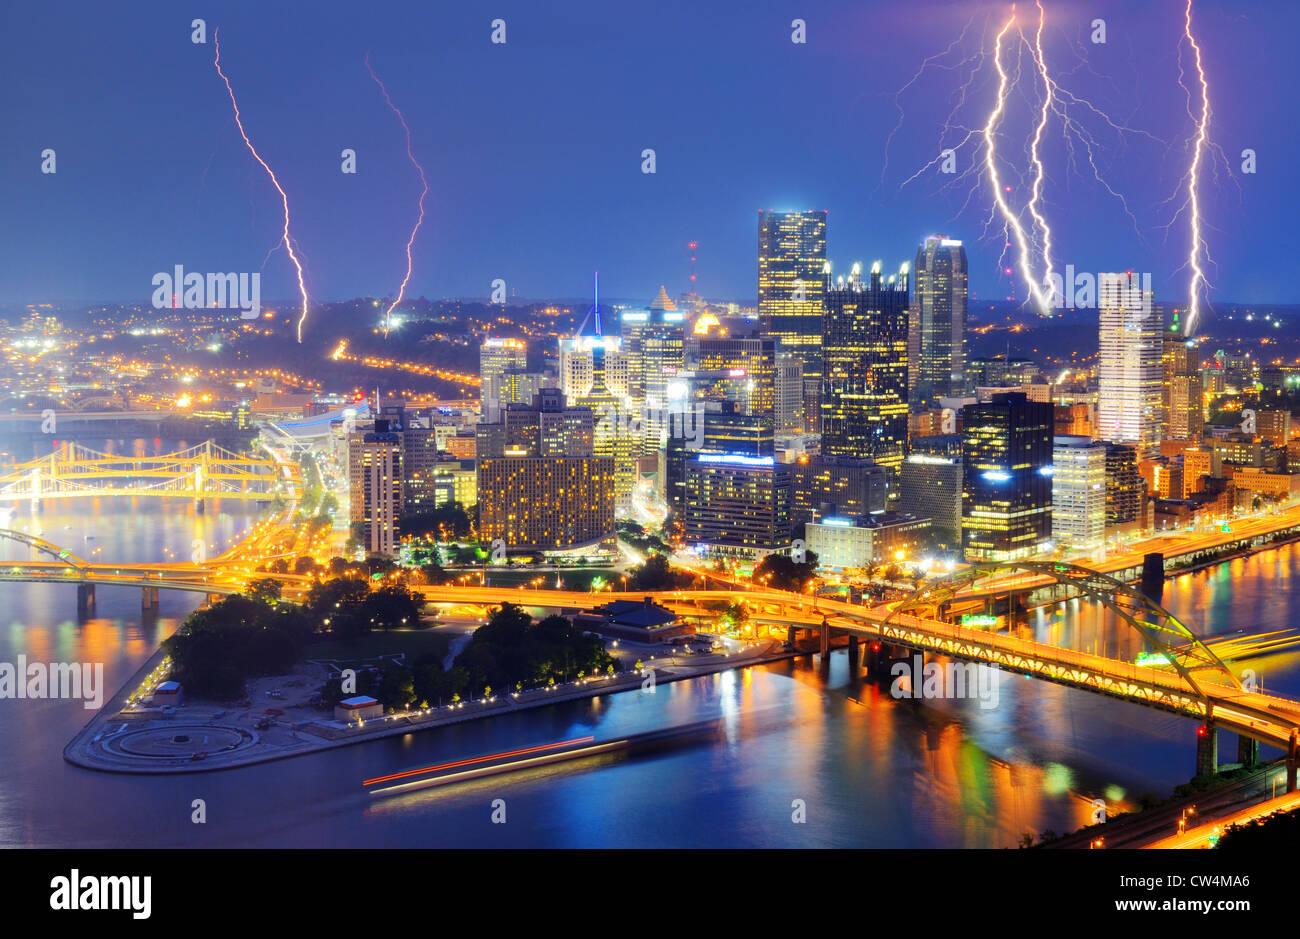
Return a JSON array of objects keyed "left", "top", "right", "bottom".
[
  {"left": 362, "top": 735, "right": 596, "bottom": 787},
  {"left": 365, "top": 51, "right": 430, "bottom": 338},
  {"left": 213, "top": 28, "right": 311, "bottom": 342}
]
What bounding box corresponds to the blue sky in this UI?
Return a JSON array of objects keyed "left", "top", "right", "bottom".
[{"left": 1, "top": 0, "right": 1295, "bottom": 308}]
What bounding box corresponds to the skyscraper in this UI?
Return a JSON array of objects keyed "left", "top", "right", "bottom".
[
  {"left": 1161, "top": 318, "right": 1204, "bottom": 441},
  {"left": 908, "top": 235, "right": 968, "bottom": 406},
  {"left": 348, "top": 422, "right": 403, "bottom": 557},
  {"left": 1104, "top": 442, "right": 1145, "bottom": 529},
  {"left": 1097, "top": 273, "right": 1162, "bottom": 454},
  {"left": 774, "top": 353, "right": 806, "bottom": 432},
  {"left": 683, "top": 454, "right": 791, "bottom": 558},
  {"left": 758, "top": 210, "right": 827, "bottom": 430},
  {"left": 961, "top": 392, "right": 1054, "bottom": 560},
  {"left": 685, "top": 334, "right": 776, "bottom": 418},
  {"left": 479, "top": 337, "right": 527, "bottom": 422},
  {"left": 820, "top": 260, "right": 910, "bottom": 490},
  {"left": 476, "top": 391, "right": 615, "bottom": 553},
  {"left": 621, "top": 301, "right": 685, "bottom": 450},
  {"left": 899, "top": 435, "right": 963, "bottom": 551},
  {"left": 1051, "top": 435, "right": 1106, "bottom": 552}
]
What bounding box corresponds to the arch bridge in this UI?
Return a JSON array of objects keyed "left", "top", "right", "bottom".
[{"left": 0, "top": 440, "right": 294, "bottom": 502}]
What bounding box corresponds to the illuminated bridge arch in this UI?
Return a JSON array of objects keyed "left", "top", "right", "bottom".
[
  {"left": 0, "top": 529, "right": 89, "bottom": 571},
  {"left": 884, "top": 559, "right": 1240, "bottom": 699}
]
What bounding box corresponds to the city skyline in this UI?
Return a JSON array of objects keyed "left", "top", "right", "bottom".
[{"left": 7, "top": 0, "right": 1300, "bottom": 880}]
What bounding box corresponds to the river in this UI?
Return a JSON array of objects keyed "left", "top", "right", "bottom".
[{"left": 1, "top": 482, "right": 1298, "bottom": 847}]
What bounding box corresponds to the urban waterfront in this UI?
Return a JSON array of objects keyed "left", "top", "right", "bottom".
[{"left": 1, "top": 495, "right": 1297, "bottom": 848}]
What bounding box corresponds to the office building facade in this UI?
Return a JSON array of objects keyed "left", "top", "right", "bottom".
[
  {"left": 908, "top": 236, "right": 968, "bottom": 406},
  {"left": 1051, "top": 435, "right": 1106, "bottom": 551},
  {"left": 961, "top": 392, "right": 1054, "bottom": 560},
  {"left": 821, "top": 261, "right": 910, "bottom": 488},
  {"left": 1097, "top": 273, "right": 1161, "bottom": 454}
]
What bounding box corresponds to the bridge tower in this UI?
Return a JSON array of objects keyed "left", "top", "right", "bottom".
[
  {"left": 193, "top": 462, "right": 205, "bottom": 514},
  {"left": 76, "top": 583, "right": 96, "bottom": 619},
  {"left": 1195, "top": 702, "right": 1218, "bottom": 778},
  {"left": 1289, "top": 730, "right": 1298, "bottom": 794}
]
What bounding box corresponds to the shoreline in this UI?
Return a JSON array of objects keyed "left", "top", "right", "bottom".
[
  {"left": 63, "top": 524, "right": 1300, "bottom": 777},
  {"left": 63, "top": 641, "right": 794, "bottom": 775}
]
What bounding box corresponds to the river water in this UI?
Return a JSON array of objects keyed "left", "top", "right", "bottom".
[{"left": 1, "top": 481, "right": 1298, "bottom": 848}]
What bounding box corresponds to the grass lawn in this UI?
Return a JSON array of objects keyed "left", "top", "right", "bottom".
[{"left": 304, "top": 629, "right": 452, "bottom": 668}]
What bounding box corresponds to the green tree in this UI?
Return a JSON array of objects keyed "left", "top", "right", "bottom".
[
  {"left": 753, "top": 551, "right": 820, "bottom": 592},
  {"left": 246, "top": 579, "right": 282, "bottom": 604}
]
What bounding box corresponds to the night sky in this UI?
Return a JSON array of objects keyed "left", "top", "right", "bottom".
[{"left": 1, "top": 0, "right": 1295, "bottom": 308}]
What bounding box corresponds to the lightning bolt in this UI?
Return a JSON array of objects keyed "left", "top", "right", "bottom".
[
  {"left": 984, "top": 10, "right": 1054, "bottom": 314},
  {"left": 1024, "top": 1, "right": 1055, "bottom": 297},
  {"left": 891, "top": 4, "right": 1163, "bottom": 314},
  {"left": 366, "top": 51, "right": 430, "bottom": 338},
  {"left": 1180, "top": 0, "right": 1211, "bottom": 336},
  {"left": 213, "top": 29, "right": 311, "bottom": 341}
]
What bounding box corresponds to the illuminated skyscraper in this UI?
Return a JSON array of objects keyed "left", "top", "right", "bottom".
[
  {"left": 1161, "top": 312, "right": 1203, "bottom": 441},
  {"left": 1104, "top": 443, "right": 1146, "bottom": 530},
  {"left": 1097, "top": 273, "right": 1161, "bottom": 455},
  {"left": 820, "top": 260, "right": 910, "bottom": 491},
  {"left": 685, "top": 334, "right": 776, "bottom": 418},
  {"left": 1051, "top": 435, "right": 1106, "bottom": 552},
  {"left": 348, "top": 423, "right": 403, "bottom": 556},
  {"left": 961, "top": 392, "right": 1054, "bottom": 561},
  {"left": 774, "top": 353, "right": 805, "bottom": 432},
  {"left": 683, "top": 454, "right": 791, "bottom": 558},
  {"left": 479, "top": 337, "right": 527, "bottom": 422},
  {"left": 476, "top": 391, "right": 615, "bottom": 553},
  {"left": 758, "top": 210, "right": 827, "bottom": 430},
  {"left": 621, "top": 303, "right": 686, "bottom": 451},
  {"left": 908, "top": 235, "right": 968, "bottom": 406}
]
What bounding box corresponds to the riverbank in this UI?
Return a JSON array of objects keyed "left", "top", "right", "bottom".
[{"left": 63, "top": 640, "right": 792, "bottom": 775}]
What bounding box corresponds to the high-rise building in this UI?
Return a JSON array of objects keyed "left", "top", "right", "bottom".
[
  {"left": 683, "top": 453, "right": 791, "bottom": 558},
  {"left": 961, "top": 392, "right": 1054, "bottom": 560},
  {"left": 774, "top": 353, "right": 806, "bottom": 432},
  {"left": 758, "top": 210, "right": 827, "bottom": 431},
  {"left": 1097, "top": 273, "right": 1161, "bottom": 454},
  {"left": 348, "top": 423, "right": 404, "bottom": 556},
  {"left": 790, "top": 454, "right": 888, "bottom": 525},
  {"left": 621, "top": 302, "right": 686, "bottom": 450},
  {"left": 475, "top": 392, "right": 615, "bottom": 553},
  {"left": 908, "top": 236, "right": 968, "bottom": 406},
  {"left": 821, "top": 260, "right": 910, "bottom": 490},
  {"left": 685, "top": 335, "right": 776, "bottom": 418},
  {"left": 559, "top": 335, "right": 629, "bottom": 402},
  {"left": 701, "top": 403, "right": 775, "bottom": 458},
  {"left": 1051, "top": 435, "right": 1106, "bottom": 551},
  {"left": 479, "top": 338, "right": 528, "bottom": 422},
  {"left": 899, "top": 435, "right": 963, "bottom": 550},
  {"left": 1161, "top": 317, "right": 1203, "bottom": 441},
  {"left": 1104, "top": 443, "right": 1145, "bottom": 528}
]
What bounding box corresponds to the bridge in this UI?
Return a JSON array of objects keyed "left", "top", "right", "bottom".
[
  {"left": 0, "top": 510, "right": 319, "bottom": 615},
  {"left": 410, "top": 559, "right": 1300, "bottom": 785},
  {"left": 3, "top": 520, "right": 1297, "bottom": 786},
  {"left": 0, "top": 441, "right": 298, "bottom": 504}
]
